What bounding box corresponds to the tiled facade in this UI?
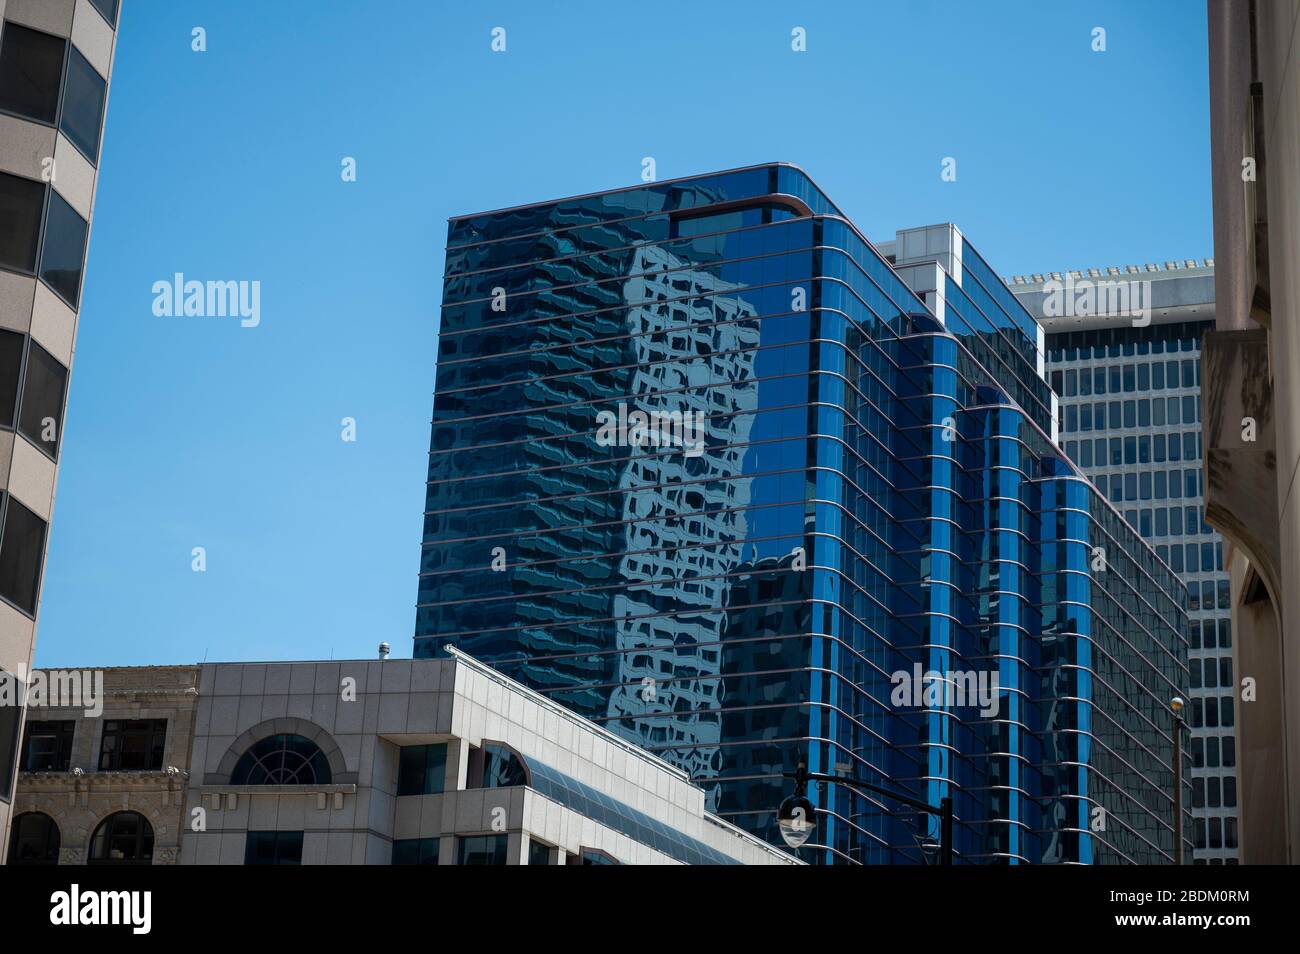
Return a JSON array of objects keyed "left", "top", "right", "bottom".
[
  {"left": 0, "top": 0, "right": 120, "bottom": 848},
  {"left": 178, "top": 652, "right": 797, "bottom": 865}
]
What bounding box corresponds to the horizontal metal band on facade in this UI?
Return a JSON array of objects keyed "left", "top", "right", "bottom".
[
  {"left": 421, "top": 467, "right": 1188, "bottom": 644},
  {"left": 429, "top": 311, "right": 1025, "bottom": 446},
  {"left": 443, "top": 165, "right": 821, "bottom": 240},
  {"left": 436, "top": 251, "right": 1049, "bottom": 426},
  {"left": 443, "top": 188, "right": 817, "bottom": 261},
  {"left": 423, "top": 548, "right": 1190, "bottom": 675}
]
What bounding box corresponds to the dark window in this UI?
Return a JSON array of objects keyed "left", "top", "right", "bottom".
[
  {"left": 21, "top": 718, "right": 74, "bottom": 771},
  {"left": 17, "top": 339, "right": 67, "bottom": 458},
  {"left": 89, "top": 811, "right": 153, "bottom": 863},
  {"left": 0, "top": 668, "right": 20, "bottom": 799},
  {"left": 89, "top": 0, "right": 120, "bottom": 29},
  {"left": 392, "top": 837, "right": 440, "bottom": 865},
  {"left": 0, "top": 493, "right": 47, "bottom": 615},
  {"left": 0, "top": 22, "right": 65, "bottom": 124},
  {"left": 396, "top": 742, "right": 447, "bottom": 796},
  {"left": 476, "top": 742, "right": 528, "bottom": 789},
  {"left": 0, "top": 171, "right": 45, "bottom": 274},
  {"left": 6, "top": 811, "right": 59, "bottom": 864},
  {"left": 244, "top": 830, "right": 303, "bottom": 865},
  {"left": 0, "top": 329, "right": 23, "bottom": 427},
  {"left": 577, "top": 848, "right": 620, "bottom": 865},
  {"left": 59, "top": 47, "right": 105, "bottom": 163},
  {"left": 231, "top": 733, "right": 331, "bottom": 785},
  {"left": 98, "top": 719, "right": 166, "bottom": 771},
  {"left": 457, "top": 834, "right": 507, "bottom": 865},
  {"left": 39, "top": 189, "right": 88, "bottom": 307},
  {"left": 528, "top": 838, "right": 551, "bottom": 865}
]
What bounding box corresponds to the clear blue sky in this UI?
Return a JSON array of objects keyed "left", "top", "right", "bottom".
[{"left": 35, "top": 0, "right": 1211, "bottom": 667}]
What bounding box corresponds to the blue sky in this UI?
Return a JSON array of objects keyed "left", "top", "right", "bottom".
[{"left": 36, "top": 0, "right": 1211, "bottom": 667}]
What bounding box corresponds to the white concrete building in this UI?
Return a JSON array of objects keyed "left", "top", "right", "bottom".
[{"left": 180, "top": 650, "right": 799, "bottom": 865}]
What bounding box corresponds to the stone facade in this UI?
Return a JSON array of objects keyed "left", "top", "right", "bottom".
[
  {"left": 1205, "top": 0, "right": 1300, "bottom": 864},
  {"left": 9, "top": 666, "right": 198, "bottom": 864}
]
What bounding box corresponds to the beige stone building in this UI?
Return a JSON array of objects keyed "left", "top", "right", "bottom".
[
  {"left": 1204, "top": 0, "right": 1300, "bottom": 863},
  {"left": 7, "top": 665, "right": 197, "bottom": 864}
]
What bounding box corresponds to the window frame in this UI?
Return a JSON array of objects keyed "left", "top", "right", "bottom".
[
  {"left": 0, "top": 169, "right": 47, "bottom": 277},
  {"left": 88, "top": 810, "right": 154, "bottom": 864},
  {"left": 244, "top": 829, "right": 304, "bottom": 866},
  {"left": 6, "top": 810, "right": 60, "bottom": 864},
  {"left": 0, "top": 491, "right": 48, "bottom": 617},
  {"left": 97, "top": 718, "right": 167, "bottom": 772},
  {"left": 37, "top": 184, "right": 89, "bottom": 309},
  {"left": 230, "top": 733, "right": 333, "bottom": 785},
  {"left": 0, "top": 20, "right": 66, "bottom": 126},
  {"left": 0, "top": 667, "right": 21, "bottom": 801},
  {"left": 0, "top": 169, "right": 90, "bottom": 312},
  {"left": 88, "top": 0, "right": 119, "bottom": 30},
  {"left": 456, "top": 833, "right": 509, "bottom": 866},
  {"left": 396, "top": 742, "right": 447, "bottom": 796},
  {"left": 20, "top": 718, "right": 75, "bottom": 771},
  {"left": 0, "top": 19, "right": 107, "bottom": 166},
  {"left": 7, "top": 334, "right": 70, "bottom": 461},
  {"left": 57, "top": 43, "right": 106, "bottom": 164}
]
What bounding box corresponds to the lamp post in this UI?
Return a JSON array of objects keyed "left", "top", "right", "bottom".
[
  {"left": 1171, "top": 696, "right": 1187, "bottom": 865},
  {"left": 777, "top": 759, "right": 953, "bottom": 864}
]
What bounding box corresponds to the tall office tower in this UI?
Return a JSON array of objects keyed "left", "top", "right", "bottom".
[
  {"left": 1009, "top": 265, "right": 1238, "bottom": 864},
  {"left": 417, "top": 164, "right": 1190, "bottom": 863},
  {"left": 1204, "top": 0, "right": 1300, "bottom": 864},
  {"left": 0, "top": 0, "right": 120, "bottom": 853}
]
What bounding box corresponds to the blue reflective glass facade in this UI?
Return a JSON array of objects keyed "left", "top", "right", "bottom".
[{"left": 417, "top": 164, "right": 1190, "bottom": 864}]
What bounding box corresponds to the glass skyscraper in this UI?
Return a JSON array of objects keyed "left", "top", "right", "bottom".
[
  {"left": 417, "top": 164, "right": 1190, "bottom": 864},
  {"left": 1010, "top": 263, "right": 1238, "bottom": 863}
]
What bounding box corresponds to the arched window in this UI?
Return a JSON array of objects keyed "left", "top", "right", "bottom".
[
  {"left": 479, "top": 742, "right": 529, "bottom": 788},
  {"left": 7, "top": 812, "right": 60, "bottom": 865},
  {"left": 231, "top": 734, "right": 332, "bottom": 785},
  {"left": 89, "top": 811, "right": 153, "bottom": 864}
]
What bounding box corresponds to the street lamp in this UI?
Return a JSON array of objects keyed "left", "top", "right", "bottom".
[
  {"left": 778, "top": 759, "right": 953, "bottom": 864},
  {"left": 777, "top": 793, "right": 817, "bottom": 848},
  {"left": 1171, "top": 695, "right": 1187, "bottom": 865}
]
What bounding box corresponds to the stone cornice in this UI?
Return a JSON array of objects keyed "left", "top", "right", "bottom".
[{"left": 19, "top": 769, "right": 189, "bottom": 792}]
